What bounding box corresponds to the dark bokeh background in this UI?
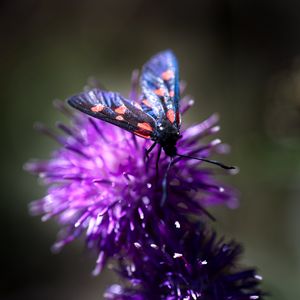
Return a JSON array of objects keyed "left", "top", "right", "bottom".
[{"left": 1, "top": 1, "right": 300, "bottom": 299}]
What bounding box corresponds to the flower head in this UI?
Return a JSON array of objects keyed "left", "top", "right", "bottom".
[
  {"left": 25, "top": 82, "right": 236, "bottom": 274},
  {"left": 105, "top": 222, "right": 264, "bottom": 300}
]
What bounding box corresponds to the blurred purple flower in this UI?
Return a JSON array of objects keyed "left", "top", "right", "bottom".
[
  {"left": 105, "top": 222, "right": 264, "bottom": 300},
  {"left": 25, "top": 87, "right": 236, "bottom": 275}
]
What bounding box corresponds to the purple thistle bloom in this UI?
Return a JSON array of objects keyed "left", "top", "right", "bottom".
[
  {"left": 105, "top": 222, "right": 264, "bottom": 300},
  {"left": 25, "top": 76, "right": 236, "bottom": 275}
]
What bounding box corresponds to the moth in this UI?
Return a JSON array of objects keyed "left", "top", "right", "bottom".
[
  {"left": 68, "top": 50, "right": 182, "bottom": 157},
  {"left": 68, "top": 50, "right": 234, "bottom": 202},
  {"left": 68, "top": 50, "right": 233, "bottom": 164}
]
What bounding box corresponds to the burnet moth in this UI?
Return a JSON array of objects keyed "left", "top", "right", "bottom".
[{"left": 68, "top": 50, "right": 235, "bottom": 204}]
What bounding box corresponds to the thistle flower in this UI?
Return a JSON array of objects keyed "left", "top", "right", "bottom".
[
  {"left": 105, "top": 222, "right": 264, "bottom": 300},
  {"left": 25, "top": 79, "right": 236, "bottom": 274}
]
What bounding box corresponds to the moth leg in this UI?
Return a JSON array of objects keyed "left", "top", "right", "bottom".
[
  {"left": 145, "top": 142, "right": 157, "bottom": 160},
  {"left": 131, "top": 134, "right": 138, "bottom": 149}
]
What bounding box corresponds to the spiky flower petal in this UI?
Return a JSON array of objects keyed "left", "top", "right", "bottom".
[
  {"left": 105, "top": 222, "right": 264, "bottom": 300},
  {"left": 25, "top": 90, "right": 236, "bottom": 274}
]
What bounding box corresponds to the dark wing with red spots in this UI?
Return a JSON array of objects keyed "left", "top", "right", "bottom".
[
  {"left": 68, "top": 89, "right": 156, "bottom": 139},
  {"left": 140, "top": 50, "right": 181, "bottom": 127}
]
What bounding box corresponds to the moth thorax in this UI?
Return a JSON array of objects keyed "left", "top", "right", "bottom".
[{"left": 158, "top": 123, "right": 180, "bottom": 157}]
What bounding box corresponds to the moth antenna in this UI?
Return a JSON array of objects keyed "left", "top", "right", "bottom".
[
  {"left": 176, "top": 154, "right": 235, "bottom": 170},
  {"left": 161, "top": 157, "right": 173, "bottom": 206},
  {"left": 155, "top": 145, "right": 162, "bottom": 181}
]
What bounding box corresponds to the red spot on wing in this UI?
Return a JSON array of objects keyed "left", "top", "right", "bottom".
[
  {"left": 166, "top": 109, "right": 175, "bottom": 123},
  {"left": 176, "top": 111, "right": 181, "bottom": 125},
  {"left": 91, "top": 104, "right": 105, "bottom": 112},
  {"left": 142, "top": 99, "right": 152, "bottom": 107},
  {"left": 154, "top": 88, "right": 165, "bottom": 97},
  {"left": 169, "top": 90, "right": 175, "bottom": 97},
  {"left": 134, "top": 102, "right": 142, "bottom": 110},
  {"left": 134, "top": 130, "right": 151, "bottom": 139},
  {"left": 115, "top": 105, "right": 127, "bottom": 114},
  {"left": 161, "top": 70, "right": 175, "bottom": 81},
  {"left": 137, "top": 122, "right": 153, "bottom": 132},
  {"left": 116, "top": 115, "right": 124, "bottom": 121}
]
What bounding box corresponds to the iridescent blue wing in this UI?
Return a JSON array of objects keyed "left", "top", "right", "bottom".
[
  {"left": 140, "top": 50, "right": 181, "bottom": 128},
  {"left": 68, "top": 89, "right": 157, "bottom": 139}
]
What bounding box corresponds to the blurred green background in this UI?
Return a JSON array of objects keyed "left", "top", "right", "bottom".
[{"left": 1, "top": 0, "right": 300, "bottom": 299}]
